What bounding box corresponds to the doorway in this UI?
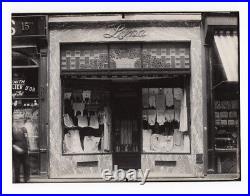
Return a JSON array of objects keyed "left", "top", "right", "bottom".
[{"left": 112, "top": 83, "right": 141, "bottom": 170}]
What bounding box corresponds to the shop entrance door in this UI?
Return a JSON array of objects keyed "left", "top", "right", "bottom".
[{"left": 112, "top": 84, "right": 141, "bottom": 170}]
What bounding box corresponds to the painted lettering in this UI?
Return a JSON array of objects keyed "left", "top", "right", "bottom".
[{"left": 104, "top": 24, "right": 146, "bottom": 40}]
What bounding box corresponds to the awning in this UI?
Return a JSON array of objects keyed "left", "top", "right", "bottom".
[{"left": 214, "top": 30, "right": 238, "bottom": 82}]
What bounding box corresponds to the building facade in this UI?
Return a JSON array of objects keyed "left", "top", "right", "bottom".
[{"left": 12, "top": 12, "right": 240, "bottom": 181}]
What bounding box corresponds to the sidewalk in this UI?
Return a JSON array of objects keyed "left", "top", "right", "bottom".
[{"left": 26, "top": 174, "right": 240, "bottom": 183}]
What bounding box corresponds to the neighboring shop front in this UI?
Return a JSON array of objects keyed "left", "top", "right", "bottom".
[
  {"left": 48, "top": 14, "right": 205, "bottom": 179},
  {"left": 203, "top": 13, "right": 240, "bottom": 178},
  {"left": 12, "top": 15, "right": 49, "bottom": 178}
]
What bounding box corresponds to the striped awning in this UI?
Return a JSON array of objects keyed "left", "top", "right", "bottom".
[{"left": 214, "top": 30, "right": 238, "bottom": 82}]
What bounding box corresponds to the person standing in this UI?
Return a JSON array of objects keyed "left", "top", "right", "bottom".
[{"left": 12, "top": 127, "right": 30, "bottom": 183}]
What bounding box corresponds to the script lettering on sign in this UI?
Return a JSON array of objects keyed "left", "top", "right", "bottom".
[{"left": 104, "top": 24, "right": 146, "bottom": 40}]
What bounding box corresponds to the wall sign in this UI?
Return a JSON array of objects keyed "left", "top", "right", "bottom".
[
  {"left": 12, "top": 78, "right": 37, "bottom": 98},
  {"left": 104, "top": 24, "right": 146, "bottom": 40},
  {"left": 11, "top": 16, "right": 46, "bottom": 37}
]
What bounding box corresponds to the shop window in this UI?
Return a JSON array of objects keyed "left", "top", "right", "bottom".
[
  {"left": 142, "top": 87, "right": 190, "bottom": 153},
  {"left": 62, "top": 87, "right": 111, "bottom": 154},
  {"left": 12, "top": 68, "right": 40, "bottom": 175},
  {"left": 207, "top": 30, "right": 240, "bottom": 174}
]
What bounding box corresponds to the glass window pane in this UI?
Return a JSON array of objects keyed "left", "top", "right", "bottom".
[
  {"left": 142, "top": 87, "right": 190, "bottom": 153},
  {"left": 63, "top": 88, "right": 111, "bottom": 154}
]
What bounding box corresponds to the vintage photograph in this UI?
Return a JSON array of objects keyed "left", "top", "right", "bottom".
[{"left": 11, "top": 11, "right": 240, "bottom": 184}]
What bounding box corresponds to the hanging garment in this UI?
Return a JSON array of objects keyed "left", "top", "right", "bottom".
[
  {"left": 148, "top": 109, "right": 156, "bottom": 126},
  {"left": 151, "top": 134, "right": 173, "bottom": 152},
  {"left": 83, "top": 136, "right": 100, "bottom": 152},
  {"left": 82, "top": 90, "right": 91, "bottom": 102},
  {"left": 69, "top": 130, "right": 83, "bottom": 153},
  {"left": 64, "top": 92, "right": 72, "bottom": 100},
  {"left": 173, "top": 129, "right": 183, "bottom": 146},
  {"left": 165, "top": 109, "right": 175, "bottom": 122},
  {"left": 149, "top": 88, "right": 159, "bottom": 95},
  {"left": 63, "top": 114, "right": 75, "bottom": 128},
  {"left": 77, "top": 115, "right": 88, "bottom": 128},
  {"left": 149, "top": 94, "right": 156, "bottom": 108},
  {"left": 142, "top": 88, "right": 149, "bottom": 108},
  {"left": 157, "top": 110, "right": 165, "bottom": 126},
  {"left": 103, "top": 106, "right": 111, "bottom": 151},
  {"left": 164, "top": 88, "right": 174, "bottom": 107},
  {"left": 24, "top": 120, "right": 39, "bottom": 151},
  {"left": 72, "top": 102, "right": 85, "bottom": 116},
  {"left": 173, "top": 88, "right": 183, "bottom": 101},
  {"left": 156, "top": 89, "right": 166, "bottom": 126},
  {"left": 174, "top": 99, "right": 181, "bottom": 123},
  {"left": 63, "top": 130, "right": 83, "bottom": 153},
  {"left": 179, "top": 89, "right": 188, "bottom": 132},
  {"left": 143, "top": 129, "right": 152, "bottom": 152},
  {"left": 89, "top": 113, "right": 99, "bottom": 129},
  {"left": 156, "top": 89, "right": 165, "bottom": 110}
]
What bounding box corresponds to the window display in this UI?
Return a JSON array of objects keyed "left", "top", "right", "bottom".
[
  {"left": 214, "top": 99, "right": 239, "bottom": 174},
  {"left": 12, "top": 68, "right": 40, "bottom": 175},
  {"left": 62, "top": 88, "right": 111, "bottom": 154},
  {"left": 142, "top": 87, "right": 190, "bottom": 153}
]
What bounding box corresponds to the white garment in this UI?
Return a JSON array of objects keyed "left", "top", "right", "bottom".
[
  {"left": 82, "top": 90, "right": 91, "bottom": 100},
  {"left": 77, "top": 115, "right": 88, "bottom": 128},
  {"left": 164, "top": 88, "right": 174, "bottom": 107},
  {"left": 156, "top": 93, "right": 165, "bottom": 110},
  {"left": 89, "top": 113, "right": 99, "bottom": 129},
  {"left": 151, "top": 134, "right": 173, "bottom": 152},
  {"left": 157, "top": 110, "right": 165, "bottom": 125},
  {"left": 63, "top": 114, "right": 75, "bottom": 128},
  {"left": 149, "top": 95, "right": 156, "bottom": 108},
  {"left": 72, "top": 102, "right": 85, "bottom": 116},
  {"left": 179, "top": 89, "right": 188, "bottom": 132},
  {"left": 143, "top": 129, "right": 152, "bottom": 152},
  {"left": 165, "top": 109, "right": 175, "bottom": 122},
  {"left": 173, "top": 129, "right": 183, "bottom": 146},
  {"left": 83, "top": 136, "right": 100, "bottom": 152},
  {"left": 148, "top": 109, "right": 156, "bottom": 126},
  {"left": 174, "top": 88, "right": 183, "bottom": 100},
  {"left": 63, "top": 130, "right": 83, "bottom": 153},
  {"left": 103, "top": 106, "right": 111, "bottom": 151}
]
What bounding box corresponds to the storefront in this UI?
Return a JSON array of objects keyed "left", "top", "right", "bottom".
[
  {"left": 12, "top": 12, "right": 240, "bottom": 181},
  {"left": 12, "top": 15, "right": 49, "bottom": 178},
  {"left": 203, "top": 13, "right": 240, "bottom": 177},
  {"left": 48, "top": 13, "right": 205, "bottom": 179}
]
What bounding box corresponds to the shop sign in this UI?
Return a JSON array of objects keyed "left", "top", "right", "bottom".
[
  {"left": 104, "top": 24, "right": 146, "bottom": 40},
  {"left": 11, "top": 16, "right": 46, "bottom": 37},
  {"left": 12, "top": 79, "right": 36, "bottom": 98}
]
